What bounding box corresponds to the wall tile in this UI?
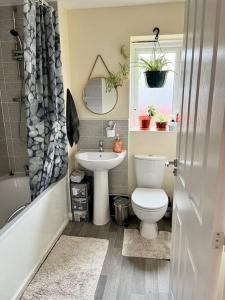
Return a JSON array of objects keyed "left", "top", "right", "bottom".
[
  {"left": 0, "top": 155, "right": 9, "bottom": 176},
  {"left": 1, "top": 41, "right": 16, "bottom": 62},
  {"left": 0, "top": 80, "right": 7, "bottom": 101},
  {"left": 5, "top": 82, "right": 22, "bottom": 102},
  {"left": 79, "top": 120, "right": 103, "bottom": 137},
  {"left": 0, "top": 63, "right": 4, "bottom": 80},
  {"left": 0, "top": 6, "right": 23, "bottom": 21},
  {"left": 14, "top": 156, "right": 29, "bottom": 173},
  {"left": 7, "top": 102, "right": 25, "bottom": 122},
  {"left": 3, "top": 62, "right": 20, "bottom": 81},
  {"left": 3, "top": 122, "right": 11, "bottom": 138},
  {"left": 13, "top": 138, "right": 27, "bottom": 157},
  {"left": 0, "top": 139, "right": 8, "bottom": 156},
  {"left": 7, "top": 139, "right": 14, "bottom": 156},
  {"left": 0, "top": 122, "right": 6, "bottom": 139},
  {"left": 78, "top": 136, "right": 100, "bottom": 150},
  {"left": 8, "top": 156, "right": 15, "bottom": 172},
  {"left": 0, "top": 20, "right": 14, "bottom": 42},
  {"left": 0, "top": 6, "right": 25, "bottom": 176},
  {"left": 10, "top": 121, "right": 26, "bottom": 139}
]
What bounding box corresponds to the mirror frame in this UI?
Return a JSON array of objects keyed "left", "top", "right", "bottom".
[{"left": 82, "top": 76, "right": 118, "bottom": 115}]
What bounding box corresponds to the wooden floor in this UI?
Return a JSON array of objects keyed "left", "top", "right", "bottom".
[{"left": 63, "top": 217, "right": 171, "bottom": 300}]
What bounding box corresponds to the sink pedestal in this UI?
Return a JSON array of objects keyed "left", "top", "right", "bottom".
[{"left": 93, "top": 170, "right": 110, "bottom": 225}]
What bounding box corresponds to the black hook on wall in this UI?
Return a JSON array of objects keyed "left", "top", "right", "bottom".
[{"left": 153, "top": 27, "right": 160, "bottom": 41}]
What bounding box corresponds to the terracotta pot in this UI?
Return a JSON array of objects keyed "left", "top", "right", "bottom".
[
  {"left": 139, "top": 116, "right": 151, "bottom": 130},
  {"left": 156, "top": 122, "right": 168, "bottom": 131},
  {"left": 144, "top": 71, "right": 168, "bottom": 88}
]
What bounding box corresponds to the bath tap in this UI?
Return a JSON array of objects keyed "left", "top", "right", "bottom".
[{"left": 99, "top": 140, "right": 104, "bottom": 152}]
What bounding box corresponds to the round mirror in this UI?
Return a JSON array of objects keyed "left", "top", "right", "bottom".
[{"left": 83, "top": 77, "right": 118, "bottom": 114}]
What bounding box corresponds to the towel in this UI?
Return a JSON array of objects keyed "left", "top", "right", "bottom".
[{"left": 66, "top": 89, "right": 80, "bottom": 147}]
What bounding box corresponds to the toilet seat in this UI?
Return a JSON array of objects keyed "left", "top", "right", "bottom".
[{"left": 132, "top": 188, "right": 168, "bottom": 211}]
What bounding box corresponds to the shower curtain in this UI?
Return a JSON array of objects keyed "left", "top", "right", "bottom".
[{"left": 24, "top": 0, "right": 68, "bottom": 200}]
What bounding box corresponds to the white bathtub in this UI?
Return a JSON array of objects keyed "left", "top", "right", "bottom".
[
  {"left": 0, "top": 176, "right": 31, "bottom": 229},
  {"left": 0, "top": 176, "right": 69, "bottom": 300}
]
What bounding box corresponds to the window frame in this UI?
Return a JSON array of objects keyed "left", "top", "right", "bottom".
[{"left": 129, "top": 34, "right": 183, "bottom": 131}]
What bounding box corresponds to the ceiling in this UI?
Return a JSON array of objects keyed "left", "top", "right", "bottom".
[{"left": 58, "top": 0, "right": 183, "bottom": 9}]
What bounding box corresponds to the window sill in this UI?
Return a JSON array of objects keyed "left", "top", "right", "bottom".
[{"left": 129, "top": 128, "right": 177, "bottom": 133}]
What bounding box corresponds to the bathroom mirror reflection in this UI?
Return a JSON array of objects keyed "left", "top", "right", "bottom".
[{"left": 83, "top": 77, "right": 118, "bottom": 114}]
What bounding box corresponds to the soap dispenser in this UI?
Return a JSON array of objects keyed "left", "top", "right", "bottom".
[{"left": 113, "top": 134, "right": 123, "bottom": 153}]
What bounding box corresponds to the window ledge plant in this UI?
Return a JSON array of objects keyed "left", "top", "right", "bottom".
[
  {"left": 139, "top": 105, "right": 156, "bottom": 130},
  {"left": 155, "top": 114, "right": 168, "bottom": 131}
]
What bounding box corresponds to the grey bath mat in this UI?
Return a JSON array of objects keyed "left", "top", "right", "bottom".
[
  {"left": 22, "top": 235, "right": 109, "bottom": 300},
  {"left": 122, "top": 229, "right": 171, "bottom": 260}
]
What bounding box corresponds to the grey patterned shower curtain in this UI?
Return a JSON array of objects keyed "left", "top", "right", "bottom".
[{"left": 24, "top": 0, "right": 68, "bottom": 200}]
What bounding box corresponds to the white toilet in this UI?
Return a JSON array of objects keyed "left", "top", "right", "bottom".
[{"left": 131, "top": 155, "right": 168, "bottom": 240}]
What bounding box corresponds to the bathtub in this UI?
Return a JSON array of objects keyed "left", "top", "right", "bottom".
[
  {"left": 0, "top": 176, "right": 31, "bottom": 229},
  {"left": 0, "top": 175, "right": 69, "bottom": 300}
]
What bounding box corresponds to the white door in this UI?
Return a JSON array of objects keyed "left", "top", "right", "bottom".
[{"left": 170, "top": 0, "right": 225, "bottom": 299}]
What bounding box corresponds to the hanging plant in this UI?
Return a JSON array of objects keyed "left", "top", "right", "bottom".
[
  {"left": 139, "top": 55, "right": 170, "bottom": 88},
  {"left": 105, "top": 45, "right": 129, "bottom": 92},
  {"left": 137, "top": 27, "right": 172, "bottom": 88}
]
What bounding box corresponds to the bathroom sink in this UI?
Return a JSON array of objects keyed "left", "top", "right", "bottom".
[
  {"left": 75, "top": 150, "right": 126, "bottom": 226},
  {"left": 76, "top": 151, "right": 126, "bottom": 171}
]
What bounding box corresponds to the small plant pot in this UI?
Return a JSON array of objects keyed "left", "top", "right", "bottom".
[
  {"left": 144, "top": 71, "right": 168, "bottom": 88},
  {"left": 139, "top": 116, "right": 151, "bottom": 130},
  {"left": 156, "top": 122, "right": 168, "bottom": 131}
]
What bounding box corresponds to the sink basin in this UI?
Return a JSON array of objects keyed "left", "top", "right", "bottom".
[
  {"left": 76, "top": 151, "right": 126, "bottom": 171},
  {"left": 75, "top": 150, "right": 126, "bottom": 225}
]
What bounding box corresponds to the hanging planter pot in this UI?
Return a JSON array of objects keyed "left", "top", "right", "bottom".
[
  {"left": 144, "top": 70, "right": 168, "bottom": 88},
  {"left": 137, "top": 27, "right": 172, "bottom": 89}
]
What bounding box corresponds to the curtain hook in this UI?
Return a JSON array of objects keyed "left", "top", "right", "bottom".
[{"left": 153, "top": 27, "right": 160, "bottom": 41}]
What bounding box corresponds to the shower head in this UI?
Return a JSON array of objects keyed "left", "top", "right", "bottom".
[
  {"left": 10, "top": 29, "right": 23, "bottom": 51},
  {"left": 10, "top": 29, "right": 19, "bottom": 37}
]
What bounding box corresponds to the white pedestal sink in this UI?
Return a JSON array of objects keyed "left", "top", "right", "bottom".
[{"left": 75, "top": 151, "right": 126, "bottom": 225}]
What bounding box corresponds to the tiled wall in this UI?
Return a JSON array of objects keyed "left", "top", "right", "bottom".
[
  {"left": 78, "top": 120, "right": 128, "bottom": 195},
  {"left": 0, "top": 5, "right": 28, "bottom": 175}
]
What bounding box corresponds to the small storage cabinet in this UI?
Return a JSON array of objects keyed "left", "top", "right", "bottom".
[{"left": 70, "top": 176, "right": 93, "bottom": 222}]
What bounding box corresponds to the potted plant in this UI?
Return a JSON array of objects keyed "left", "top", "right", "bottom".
[
  {"left": 138, "top": 55, "right": 171, "bottom": 88},
  {"left": 139, "top": 105, "right": 156, "bottom": 130},
  {"left": 155, "top": 114, "right": 168, "bottom": 131}
]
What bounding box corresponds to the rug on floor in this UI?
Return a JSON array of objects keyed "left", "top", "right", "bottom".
[
  {"left": 21, "top": 235, "right": 109, "bottom": 300},
  {"left": 122, "top": 229, "right": 171, "bottom": 260}
]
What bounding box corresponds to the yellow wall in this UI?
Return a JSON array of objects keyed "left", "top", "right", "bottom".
[
  {"left": 129, "top": 131, "right": 177, "bottom": 197},
  {"left": 58, "top": 5, "right": 76, "bottom": 173},
  {"left": 59, "top": 3, "right": 185, "bottom": 196}
]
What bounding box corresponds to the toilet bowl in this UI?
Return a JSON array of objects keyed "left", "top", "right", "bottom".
[
  {"left": 131, "top": 155, "right": 168, "bottom": 239},
  {"left": 132, "top": 188, "right": 168, "bottom": 239}
]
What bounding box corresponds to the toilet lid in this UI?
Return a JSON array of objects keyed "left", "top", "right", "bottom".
[{"left": 132, "top": 188, "right": 168, "bottom": 210}]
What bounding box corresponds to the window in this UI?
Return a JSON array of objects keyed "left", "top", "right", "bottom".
[{"left": 129, "top": 35, "right": 183, "bottom": 131}]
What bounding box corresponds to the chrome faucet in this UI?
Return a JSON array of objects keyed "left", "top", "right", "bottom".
[{"left": 99, "top": 140, "right": 104, "bottom": 152}]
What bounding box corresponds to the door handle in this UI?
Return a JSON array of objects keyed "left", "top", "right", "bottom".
[
  {"left": 165, "top": 159, "right": 178, "bottom": 176},
  {"left": 165, "top": 159, "right": 178, "bottom": 167}
]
